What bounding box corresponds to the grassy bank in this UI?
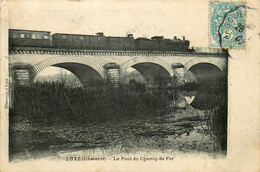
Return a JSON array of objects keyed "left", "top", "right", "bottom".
[{"left": 10, "top": 82, "right": 171, "bottom": 127}]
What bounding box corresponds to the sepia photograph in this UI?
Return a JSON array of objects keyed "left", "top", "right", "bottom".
[{"left": 0, "top": 0, "right": 259, "bottom": 171}]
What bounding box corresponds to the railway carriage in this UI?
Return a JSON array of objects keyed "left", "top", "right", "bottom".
[
  {"left": 52, "top": 33, "right": 106, "bottom": 50},
  {"left": 9, "top": 29, "right": 51, "bottom": 48},
  {"left": 106, "top": 34, "right": 135, "bottom": 50}
]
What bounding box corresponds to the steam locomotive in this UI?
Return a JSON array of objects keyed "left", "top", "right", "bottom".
[{"left": 9, "top": 29, "right": 191, "bottom": 51}]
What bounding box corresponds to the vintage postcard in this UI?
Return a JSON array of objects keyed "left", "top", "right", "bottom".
[{"left": 0, "top": 0, "right": 259, "bottom": 171}]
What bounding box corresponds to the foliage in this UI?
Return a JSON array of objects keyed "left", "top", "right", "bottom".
[{"left": 10, "top": 81, "right": 171, "bottom": 126}]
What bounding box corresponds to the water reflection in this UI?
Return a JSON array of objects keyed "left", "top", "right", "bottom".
[{"left": 10, "top": 108, "right": 226, "bottom": 161}]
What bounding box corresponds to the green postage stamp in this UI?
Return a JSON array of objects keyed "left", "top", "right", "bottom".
[{"left": 209, "top": 1, "right": 246, "bottom": 48}]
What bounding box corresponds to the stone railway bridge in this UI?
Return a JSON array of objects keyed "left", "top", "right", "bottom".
[
  {"left": 9, "top": 47, "right": 227, "bottom": 88},
  {"left": 9, "top": 47, "right": 228, "bottom": 109}
]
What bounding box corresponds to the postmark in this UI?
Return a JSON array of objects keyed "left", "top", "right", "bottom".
[{"left": 209, "top": 1, "right": 246, "bottom": 49}]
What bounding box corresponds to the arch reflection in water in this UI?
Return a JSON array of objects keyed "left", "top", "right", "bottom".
[{"left": 184, "top": 62, "right": 226, "bottom": 110}]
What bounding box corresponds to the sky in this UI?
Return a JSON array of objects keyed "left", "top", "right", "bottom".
[
  {"left": 7, "top": 0, "right": 209, "bottom": 76},
  {"left": 8, "top": 0, "right": 209, "bottom": 47}
]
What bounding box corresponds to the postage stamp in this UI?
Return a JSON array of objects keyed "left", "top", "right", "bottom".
[{"left": 209, "top": 1, "right": 246, "bottom": 48}]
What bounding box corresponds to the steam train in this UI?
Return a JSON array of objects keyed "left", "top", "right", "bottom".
[{"left": 9, "top": 29, "right": 191, "bottom": 51}]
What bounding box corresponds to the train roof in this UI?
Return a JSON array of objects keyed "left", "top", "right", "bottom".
[
  {"left": 9, "top": 29, "right": 51, "bottom": 33},
  {"left": 52, "top": 33, "right": 105, "bottom": 37},
  {"left": 135, "top": 37, "right": 151, "bottom": 40},
  {"left": 106, "top": 36, "right": 133, "bottom": 39},
  {"left": 53, "top": 33, "right": 134, "bottom": 38},
  {"left": 151, "top": 36, "right": 164, "bottom": 40}
]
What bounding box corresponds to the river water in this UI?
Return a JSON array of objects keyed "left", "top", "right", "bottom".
[{"left": 9, "top": 107, "right": 225, "bottom": 162}]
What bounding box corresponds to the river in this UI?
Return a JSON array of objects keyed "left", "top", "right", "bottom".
[{"left": 9, "top": 107, "right": 225, "bottom": 162}]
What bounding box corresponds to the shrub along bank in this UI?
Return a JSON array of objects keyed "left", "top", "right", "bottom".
[{"left": 10, "top": 82, "right": 171, "bottom": 127}]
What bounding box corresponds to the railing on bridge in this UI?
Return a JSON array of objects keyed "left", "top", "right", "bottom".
[{"left": 9, "top": 46, "right": 228, "bottom": 58}]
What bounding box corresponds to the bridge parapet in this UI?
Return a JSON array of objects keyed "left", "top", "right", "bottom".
[{"left": 9, "top": 47, "right": 227, "bottom": 58}]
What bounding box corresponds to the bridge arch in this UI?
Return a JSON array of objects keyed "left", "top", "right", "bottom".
[
  {"left": 184, "top": 58, "right": 226, "bottom": 73},
  {"left": 184, "top": 58, "right": 227, "bottom": 110},
  {"left": 29, "top": 56, "right": 107, "bottom": 86},
  {"left": 120, "top": 57, "right": 173, "bottom": 85}
]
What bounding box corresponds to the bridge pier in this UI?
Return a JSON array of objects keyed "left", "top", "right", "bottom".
[
  {"left": 104, "top": 63, "right": 120, "bottom": 87},
  {"left": 172, "top": 63, "right": 185, "bottom": 87},
  {"left": 11, "top": 65, "right": 31, "bottom": 86}
]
